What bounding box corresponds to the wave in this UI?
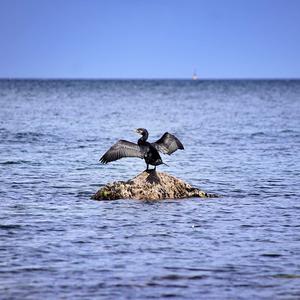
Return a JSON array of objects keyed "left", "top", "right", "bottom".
[
  {"left": 1, "top": 130, "right": 61, "bottom": 144},
  {"left": 251, "top": 132, "right": 266, "bottom": 137},
  {"left": 0, "top": 160, "right": 31, "bottom": 165},
  {"left": 250, "top": 130, "right": 300, "bottom": 139}
]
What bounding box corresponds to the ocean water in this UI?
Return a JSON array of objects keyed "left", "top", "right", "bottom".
[{"left": 0, "top": 79, "right": 299, "bottom": 299}]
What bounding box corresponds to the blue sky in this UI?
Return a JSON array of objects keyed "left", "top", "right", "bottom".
[{"left": 0, "top": 0, "right": 299, "bottom": 79}]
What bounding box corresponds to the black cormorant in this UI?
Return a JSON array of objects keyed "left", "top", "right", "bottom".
[{"left": 100, "top": 128, "right": 184, "bottom": 170}]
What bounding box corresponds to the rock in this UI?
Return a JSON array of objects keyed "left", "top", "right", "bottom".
[{"left": 92, "top": 170, "right": 218, "bottom": 200}]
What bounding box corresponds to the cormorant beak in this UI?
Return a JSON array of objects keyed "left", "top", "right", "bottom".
[{"left": 134, "top": 129, "right": 140, "bottom": 135}]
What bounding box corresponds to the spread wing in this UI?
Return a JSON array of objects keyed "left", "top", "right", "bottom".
[
  {"left": 152, "top": 132, "right": 184, "bottom": 155},
  {"left": 100, "top": 140, "right": 143, "bottom": 164}
]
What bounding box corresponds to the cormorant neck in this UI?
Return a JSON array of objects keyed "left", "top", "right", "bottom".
[
  {"left": 138, "top": 130, "right": 148, "bottom": 143},
  {"left": 143, "top": 130, "right": 149, "bottom": 141}
]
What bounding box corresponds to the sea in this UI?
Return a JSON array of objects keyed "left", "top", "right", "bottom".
[{"left": 0, "top": 79, "right": 299, "bottom": 299}]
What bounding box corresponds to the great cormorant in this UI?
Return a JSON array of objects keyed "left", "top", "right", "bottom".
[{"left": 100, "top": 128, "right": 184, "bottom": 170}]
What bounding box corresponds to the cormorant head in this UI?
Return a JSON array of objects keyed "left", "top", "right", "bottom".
[
  {"left": 135, "top": 128, "right": 149, "bottom": 141},
  {"left": 135, "top": 128, "right": 148, "bottom": 136}
]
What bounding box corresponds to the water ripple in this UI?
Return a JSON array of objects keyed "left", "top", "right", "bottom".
[{"left": 0, "top": 79, "right": 299, "bottom": 299}]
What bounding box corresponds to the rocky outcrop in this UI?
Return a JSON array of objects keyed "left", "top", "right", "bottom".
[{"left": 92, "top": 170, "right": 218, "bottom": 200}]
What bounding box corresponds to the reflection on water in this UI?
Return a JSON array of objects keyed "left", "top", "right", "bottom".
[{"left": 0, "top": 80, "right": 300, "bottom": 299}]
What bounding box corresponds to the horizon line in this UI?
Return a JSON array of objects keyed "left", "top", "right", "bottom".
[{"left": 0, "top": 77, "right": 300, "bottom": 81}]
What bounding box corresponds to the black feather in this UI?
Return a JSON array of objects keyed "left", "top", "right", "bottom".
[
  {"left": 100, "top": 140, "right": 143, "bottom": 164},
  {"left": 152, "top": 132, "right": 184, "bottom": 155}
]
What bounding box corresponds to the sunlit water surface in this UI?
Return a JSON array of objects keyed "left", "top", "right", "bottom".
[{"left": 0, "top": 80, "right": 300, "bottom": 299}]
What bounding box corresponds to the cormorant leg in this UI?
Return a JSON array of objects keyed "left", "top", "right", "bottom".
[
  {"left": 146, "top": 164, "right": 149, "bottom": 171},
  {"left": 154, "top": 166, "right": 156, "bottom": 171}
]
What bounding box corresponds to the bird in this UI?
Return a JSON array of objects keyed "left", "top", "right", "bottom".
[{"left": 100, "top": 128, "right": 184, "bottom": 170}]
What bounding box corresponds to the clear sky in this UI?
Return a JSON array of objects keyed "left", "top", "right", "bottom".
[{"left": 0, "top": 0, "right": 300, "bottom": 79}]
